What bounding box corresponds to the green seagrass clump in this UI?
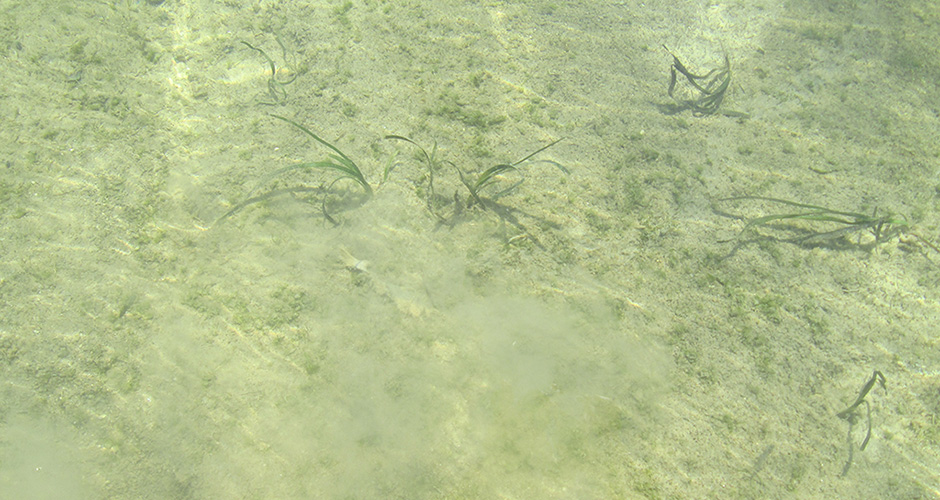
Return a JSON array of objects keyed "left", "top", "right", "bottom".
[
  {"left": 215, "top": 114, "right": 372, "bottom": 226},
  {"left": 713, "top": 196, "right": 909, "bottom": 258},
  {"left": 385, "top": 136, "right": 566, "bottom": 225}
]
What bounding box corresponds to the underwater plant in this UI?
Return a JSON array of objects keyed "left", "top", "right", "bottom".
[
  {"left": 214, "top": 114, "right": 371, "bottom": 226},
  {"left": 241, "top": 38, "right": 298, "bottom": 105},
  {"left": 385, "top": 135, "right": 567, "bottom": 224},
  {"left": 713, "top": 196, "right": 911, "bottom": 258},
  {"left": 664, "top": 45, "right": 732, "bottom": 117}
]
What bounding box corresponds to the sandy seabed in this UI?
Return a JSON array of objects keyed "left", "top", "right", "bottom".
[{"left": 1, "top": 1, "right": 938, "bottom": 498}]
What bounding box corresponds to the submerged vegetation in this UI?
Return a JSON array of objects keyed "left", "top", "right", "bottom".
[
  {"left": 215, "top": 41, "right": 938, "bottom": 272},
  {"left": 215, "top": 113, "right": 565, "bottom": 228},
  {"left": 387, "top": 135, "right": 567, "bottom": 225},
  {"left": 241, "top": 37, "right": 299, "bottom": 105},
  {"left": 712, "top": 196, "right": 939, "bottom": 260},
  {"left": 214, "top": 114, "right": 372, "bottom": 226},
  {"left": 837, "top": 370, "right": 886, "bottom": 476},
  {"left": 663, "top": 45, "right": 734, "bottom": 117},
  {"left": 458, "top": 138, "right": 567, "bottom": 210}
]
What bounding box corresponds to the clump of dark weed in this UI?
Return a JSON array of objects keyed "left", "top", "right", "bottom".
[
  {"left": 713, "top": 196, "right": 912, "bottom": 259},
  {"left": 385, "top": 136, "right": 566, "bottom": 226},
  {"left": 663, "top": 45, "right": 734, "bottom": 117}
]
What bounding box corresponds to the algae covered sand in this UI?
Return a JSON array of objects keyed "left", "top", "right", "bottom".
[{"left": 1, "top": 1, "right": 938, "bottom": 498}]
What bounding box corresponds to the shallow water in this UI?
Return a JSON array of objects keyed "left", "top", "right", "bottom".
[{"left": 1, "top": 1, "right": 938, "bottom": 498}]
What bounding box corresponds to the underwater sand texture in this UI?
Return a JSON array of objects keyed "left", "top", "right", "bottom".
[{"left": 1, "top": 1, "right": 938, "bottom": 498}]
